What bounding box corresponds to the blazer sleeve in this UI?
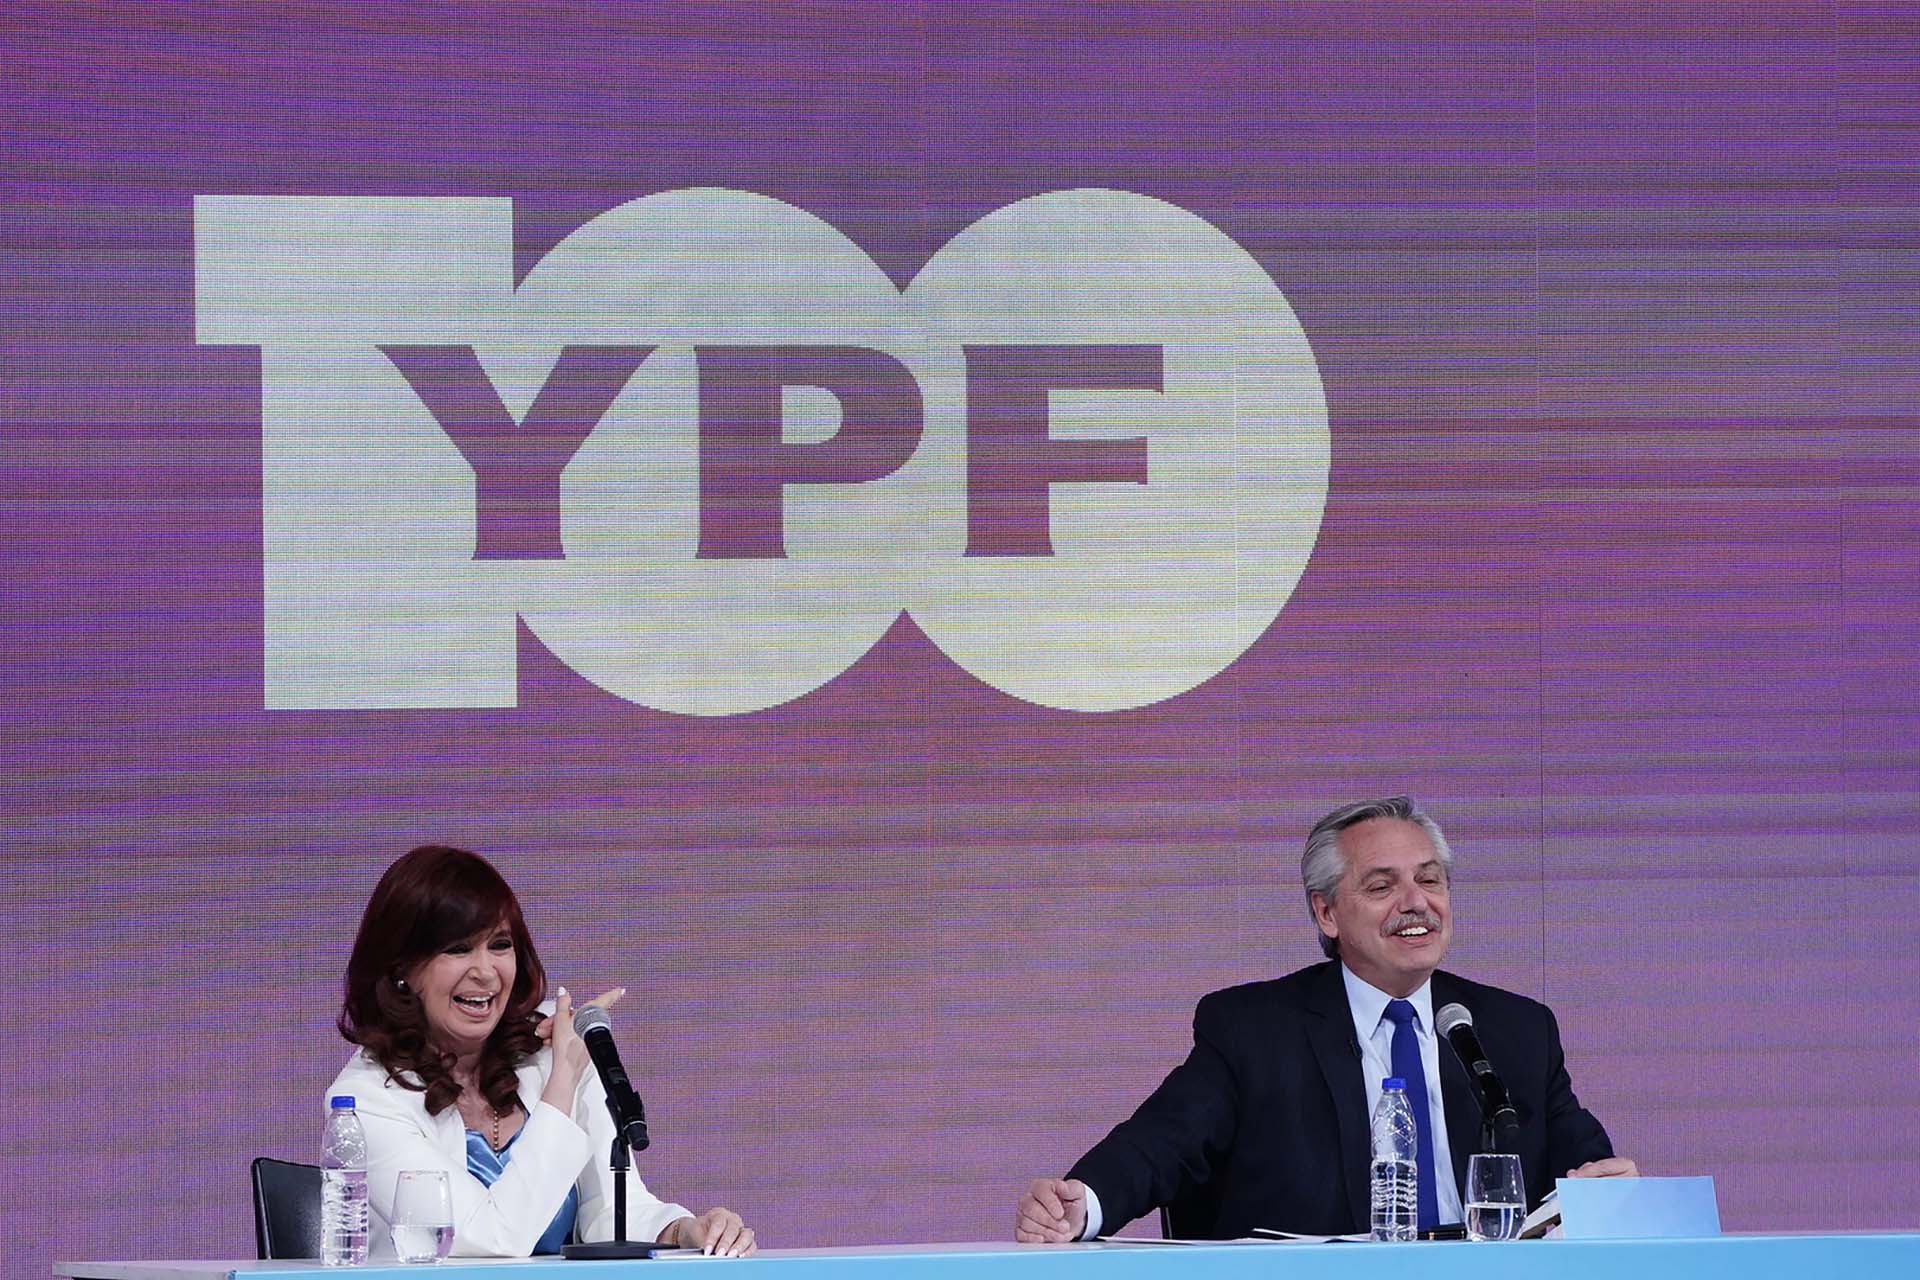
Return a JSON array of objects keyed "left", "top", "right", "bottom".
[
  {"left": 344, "top": 1063, "right": 592, "bottom": 1258},
  {"left": 1539, "top": 1004, "right": 1614, "bottom": 1176},
  {"left": 570, "top": 1062, "right": 691, "bottom": 1245},
  {"left": 1065, "top": 991, "right": 1243, "bottom": 1234}
]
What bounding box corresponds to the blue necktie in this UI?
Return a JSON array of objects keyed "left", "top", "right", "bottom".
[{"left": 1384, "top": 999, "right": 1439, "bottom": 1231}]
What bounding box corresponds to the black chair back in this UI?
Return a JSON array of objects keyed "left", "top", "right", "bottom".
[{"left": 250, "top": 1156, "right": 324, "bottom": 1259}]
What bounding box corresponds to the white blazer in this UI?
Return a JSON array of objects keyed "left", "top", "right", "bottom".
[{"left": 325, "top": 1024, "right": 689, "bottom": 1258}]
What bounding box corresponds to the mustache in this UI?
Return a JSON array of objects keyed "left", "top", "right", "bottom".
[{"left": 1384, "top": 911, "right": 1439, "bottom": 935}]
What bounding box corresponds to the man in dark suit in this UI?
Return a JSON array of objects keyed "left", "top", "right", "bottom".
[{"left": 1014, "top": 796, "right": 1637, "bottom": 1242}]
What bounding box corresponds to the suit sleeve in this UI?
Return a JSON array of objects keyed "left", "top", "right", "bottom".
[
  {"left": 1539, "top": 1005, "right": 1614, "bottom": 1176},
  {"left": 349, "top": 1076, "right": 592, "bottom": 1258},
  {"left": 1065, "top": 993, "right": 1242, "bottom": 1234}
]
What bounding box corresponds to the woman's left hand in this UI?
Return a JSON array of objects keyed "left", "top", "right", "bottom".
[
  {"left": 671, "top": 1208, "right": 756, "bottom": 1257},
  {"left": 535, "top": 986, "right": 626, "bottom": 1043}
]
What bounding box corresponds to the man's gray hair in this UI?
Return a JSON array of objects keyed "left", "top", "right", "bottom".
[{"left": 1300, "top": 796, "right": 1453, "bottom": 959}]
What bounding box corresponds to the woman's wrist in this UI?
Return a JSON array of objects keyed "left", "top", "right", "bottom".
[
  {"left": 538, "top": 1064, "right": 580, "bottom": 1113},
  {"left": 661, "top": 1215, "right": 694, "bottom": 1246}
]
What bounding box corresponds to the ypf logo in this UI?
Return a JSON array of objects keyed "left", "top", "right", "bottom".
[{"left": 195, "top": 189, "right": 1327, "bottom": 714}]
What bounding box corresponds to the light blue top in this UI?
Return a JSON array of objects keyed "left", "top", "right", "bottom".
[{"left": 464, "top": 1128, "right": 577, "bottom": 1255}]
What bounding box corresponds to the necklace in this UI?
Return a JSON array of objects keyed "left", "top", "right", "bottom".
[{"left": 462, "top": 1084, "right": 505, "bottom": 1150}]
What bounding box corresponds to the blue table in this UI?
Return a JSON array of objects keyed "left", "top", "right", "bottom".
[{"left": 53, "top": 1235, "right": 1920, "bottom": 1280}]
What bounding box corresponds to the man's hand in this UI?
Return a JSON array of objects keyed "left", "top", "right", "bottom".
[
  {"left": 1566, "top": 1157, "right": 1639, "bottom": 1178},
  {"left": 1015, "top": 1178, "right": 1088, "bottom": 1243},
  {"left": 669, "top": 1207, "right": 756, "bottom": 1256}
]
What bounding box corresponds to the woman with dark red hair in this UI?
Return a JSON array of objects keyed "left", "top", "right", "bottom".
[{"left": 329, "top": 845, "right": 755, "bottom": 1258}]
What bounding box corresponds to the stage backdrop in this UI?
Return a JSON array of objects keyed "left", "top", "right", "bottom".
[{"left": 5, "top": 4, "right": 1918, "bottom": 1274}]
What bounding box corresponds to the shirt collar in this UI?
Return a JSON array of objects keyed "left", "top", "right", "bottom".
[{"left": 1340, "top": 963, "right": 1436, "bottom": 1044}]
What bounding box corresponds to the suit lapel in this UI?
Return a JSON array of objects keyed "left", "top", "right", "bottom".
[
  {"left": 432, "top": 1094, "right": 466, "bottom": 1158},
  {"left": 1302, "top": 962, "right": 1370, "bottom": 1228},
  {"left": 1431, "top": 973, "right": 1477, "bottom": 1200}
]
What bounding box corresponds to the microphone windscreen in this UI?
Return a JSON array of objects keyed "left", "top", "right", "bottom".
[
  {"left": 1435, "top": 1002, "right": 1474, "bottom": 1038},
  {"left": 573, "top": 1003, "right": 612, "bottom": 1035}
]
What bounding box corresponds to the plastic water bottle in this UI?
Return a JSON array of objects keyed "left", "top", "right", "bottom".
[
  {"left": 320, "top": 1094, "right": 370, "bottom": 1266},
  {"left": 1369, "top": 1076, "right": 1418, "bottom": 1242}
]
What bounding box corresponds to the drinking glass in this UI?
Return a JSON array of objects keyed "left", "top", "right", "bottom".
[
  {"left": 390, "top": 1170, "right": 454, "bottom": 1263},
  {"left": 1464, "top": 1153, "right": 1525, "bottom": 1241}
]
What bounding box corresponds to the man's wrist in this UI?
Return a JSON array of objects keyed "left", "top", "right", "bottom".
[{"left": 1079, "top": 1180, "right": 1105, "bottom": 1240}]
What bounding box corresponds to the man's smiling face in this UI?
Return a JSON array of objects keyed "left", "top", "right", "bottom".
[{"left": 1310, "top": 816, "right": 1452, "bottom": 997}]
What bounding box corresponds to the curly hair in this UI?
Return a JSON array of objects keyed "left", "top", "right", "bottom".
[{"left": 338, "top": 846, "right": 548, "bottom": 1119}]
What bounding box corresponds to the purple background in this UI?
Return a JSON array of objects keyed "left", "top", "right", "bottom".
[{"left": 5, "top": 2, "right": 1919, "bottom": 1273}]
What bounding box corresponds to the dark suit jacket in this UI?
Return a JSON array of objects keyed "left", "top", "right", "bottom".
[{"left": 1067, "top": 961, "right": 1613, "bottom": 1238}]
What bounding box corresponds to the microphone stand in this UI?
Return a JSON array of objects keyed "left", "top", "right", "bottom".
[
  {"left": 561, "top": 1104, "right": 664, "bottom": 1259},
  {"left": 1443, "top": 1034, "right": 1520, "bottom": 1154},
  {"left": 1475, "top": 1089, "right": 1520, "bottom": 1155}
]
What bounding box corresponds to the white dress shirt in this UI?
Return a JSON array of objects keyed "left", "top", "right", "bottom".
[
  {"left": 1079, "top": 964, "right": 1462, "bottom": 1239},
  {"left": 1341, "top": 965, "right": 1463, "bottom": 1226}
]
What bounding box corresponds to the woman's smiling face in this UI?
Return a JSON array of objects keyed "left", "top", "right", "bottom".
[{"left": 408, "top": 922, "right": 518, "bottom": 1059}]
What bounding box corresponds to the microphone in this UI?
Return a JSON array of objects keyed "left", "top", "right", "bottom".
[
  {"left": 1435, "top": 1003, "right": 1519, "bottom": 1151},
  {"left": 573, "top": 1004, "right": 651, "bottom": 1152}
]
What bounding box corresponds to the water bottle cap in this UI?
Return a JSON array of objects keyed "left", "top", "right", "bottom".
[
  {"left": 1381, "top": 1077, "right": 1406, "bottom": 1091},
  {"left": 329, "top": 1095, "right": 356, "bottom": 1109}
]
